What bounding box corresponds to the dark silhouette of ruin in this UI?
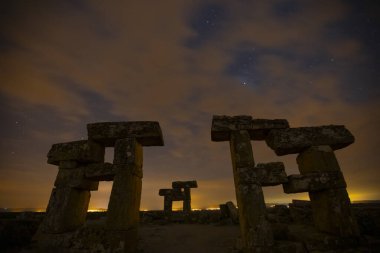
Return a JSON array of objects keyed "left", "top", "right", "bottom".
[
  {"left": 159, "top": 180, "right": 198, "bottom": 213},
  {"left": 34, "top": 121, "right": 164, "bottom": 252},
  {"left": 211, "top": 115, "right": 360, "bottom": 252},
  {"left": 34, "top": 116, "right": 362, "bottom": 252}
]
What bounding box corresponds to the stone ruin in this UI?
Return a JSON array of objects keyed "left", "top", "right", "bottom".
[
  {"left": 159, "top": 180, "right": 198, "bottom": 214},
  {"left": 211, "top": 115, "right": 360, "bottom": 253},
  {"left": 34, "top": 121, "right": 164, "bottom": 252},
  {"left": 31, "top": 116, "right": 364, "bottom": 252}
]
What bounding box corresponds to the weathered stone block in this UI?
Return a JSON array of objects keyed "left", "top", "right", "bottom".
[
  {"left": 107, "top": 165, "right": 142, "bottom": 230},
  {"left": 158, "top": 189, "right": 172, "bottom": 196},
  {"left": 226, "top": 201, "right": 239, "bottom": 223},
  {"left": 297, "top": 146, "right": 360, "bottom": 237},
  {"left": 310, "top": 188, "right": 360, "bottom": 236},
  {"left": 265, "top": 125, "right": 355, "bottom": 156},
  {"left": 255, "top": 162, "right": 288, "bottom": 186},
  {"left": 211, "top": 115, "right": 289, "bottom": 141},
  {"left": 84, "top": 162, "right": 115, "bottom": 181},
  {"left": 47, "top": 140, "right": 105, "bottom": 165},
  {"left": 54, "top": 168, "right": 99, "bottom": 191},
  {"left": 296, "top": 145, "right": 341, "bottom": 173},
  {"left": 283, "top": 171, "right": 346, "bottom": 193},
  {"left": 113, "top": 138, "right": 143, "bottom": 167},
  {"left": 87, "top": 121, "right": 164, "bottom": 147},
  {"left": 172, "top": 180, "right": 198, "bottom": 189},
  {"left": 39, "top": 187, "right": 90, "bottom": 233},
  {"left": 229, "top": 130, "right": 274, "bottom": 250},
  {"left": 230, "top": 130, "right": 255, "bottom": 168}
]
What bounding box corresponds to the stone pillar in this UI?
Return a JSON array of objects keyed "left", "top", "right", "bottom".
[
  {"left": 211, "top": 115, "right": 289, "bottom": 253},
  {"left": 297, "top": 145, "right": 359, "bottom": 236},
  {"left": 183, "top": 187, "right": 191, "bottom": 213},
  {"left": 230, "top": 130, "right": 274, "bottom": 252},
  {"left": 107, "top": 137, "right": 143, "bottom": 230},
  {"left": 39, "top": 140, "right": 104, "bottom": 234},
  {"left": 164, "top": 195, "right": 173, "bottom": 213},
  {"left": 159, "top": 189, "right": 173, "bottom": 214}
]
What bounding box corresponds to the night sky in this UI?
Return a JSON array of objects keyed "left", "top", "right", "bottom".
[{"left": 1, "top": 0, "right": 379, "bottom": 210}]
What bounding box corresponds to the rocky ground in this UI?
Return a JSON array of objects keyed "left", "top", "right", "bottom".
[{"left": 1, "top": 202, "right": 380, "bottom": 252}]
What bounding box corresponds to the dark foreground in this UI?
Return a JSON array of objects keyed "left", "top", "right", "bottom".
[{"left": 1, "top": 203, "right": 380, "bottom": 252}]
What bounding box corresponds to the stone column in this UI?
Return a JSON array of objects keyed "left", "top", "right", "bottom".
[
  {"left": 297, "top": 145, "right": 359, "bottom": 236},
  {"left": 183, "top": 187, "right": 191, "bottom": 213},
  {"left": 230, "top": 130, "right": 274, "bottom": 252},
  {"left": 211, "top": 115, "right": 288, "bottom": 253},
  {"left": 107, "top": 137, "right": 143, "bottom": 230},
  {"left": 159, "top": 189, "right": 173, "bottom": 214},
  {"left": 39, "top": 140, "right": 104, "bottom": 234}
]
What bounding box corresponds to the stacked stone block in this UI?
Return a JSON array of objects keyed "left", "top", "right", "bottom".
[
  {"left": 266, "top": 126, "right": 360, "bottom": 237},
  {"left": 36, "top": 121, "right": 164, "bottom": 252},
  {"left": 211, "top": 115, "right": 289, "bottom": 252},
  {"left": 159, "top": 180, "right": 198, "bottom": 214},
  {"left": 39, "top": 140, "right": 104, "bottom": 234},
  {"left": 211, "top": 115, "right": 360, "bottom": 252}
]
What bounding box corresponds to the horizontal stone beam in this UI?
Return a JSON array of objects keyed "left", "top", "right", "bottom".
[
  {"left": 255, "top": 162, "right": 288, "bottom": 186},
  {"left": 159, "top": 189, "right": 172, "bottom": 196},
  {"left": 55, "top": 167, "right": 99, "bottom": 191},
  {"left": 283, "top": 171, "right": 347, "bottom": 194},
  {"left": 84, "top": 163, "right": 115, "bottom": 181},
  {"left": 266, "top": 125, "right": 355, "bottom": 156},
  {"left": 87, "top": 121, "right": 164, "bottom": 147},
  {"left": 158, "top": 188, "right": 184, "bottom": 200},
  {"left": 47, "top": 140, "right": 105, "bottom": 166},
  {"left": 211, "top": 115, "right": 289, "bottom": 141},
  {"left": 172, "top": 180, "right": 198, "bottom": 189}
]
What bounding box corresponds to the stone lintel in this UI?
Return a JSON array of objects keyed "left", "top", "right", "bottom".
[
  {"left": 87, "top": 121, "right": 164, "bottom": 147},
  {"left": 47, "top": 140, "right": 105, "bottom": 165},
  {"left": 266, "top": 125, "right": 355, "bottom": 156},
  {"left": 159, "top": 189, "right": 172, "bottom": 196},
  {"left": 283, "top": 171, "right": 347, "bottom": 194},
  {"left": 172, "top": 180, "right": 198, "bottom": 189},
  {"left": 255, "top": 162, "right": 288, "bottom": 186},
  {"left": 54, "top": 168, "right": 99, "bottom": 191},
  {"left": 84, "top": 163, "right": 115, "bottom": 181},
  {"left": 211, "top": 115, "right": 289, "bottom": 141}
]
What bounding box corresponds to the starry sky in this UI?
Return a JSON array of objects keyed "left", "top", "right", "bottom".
[{"left": 1, "top": 0, "right": 379, "bottom": 210}]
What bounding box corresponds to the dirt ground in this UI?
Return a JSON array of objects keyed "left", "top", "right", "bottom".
[{"left": 139, "top": 224, "right": 240, "bottom": 253}]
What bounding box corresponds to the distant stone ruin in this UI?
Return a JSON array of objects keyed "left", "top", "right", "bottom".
[
  {"left": 211, "top": 115, "right": 360, "bottom": 252},
  {"left": 159, "top": 180, "right": 198, "bottom": 214},
  {"left": 34, "top": 121, "right": 164, "bottom": 252}
]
